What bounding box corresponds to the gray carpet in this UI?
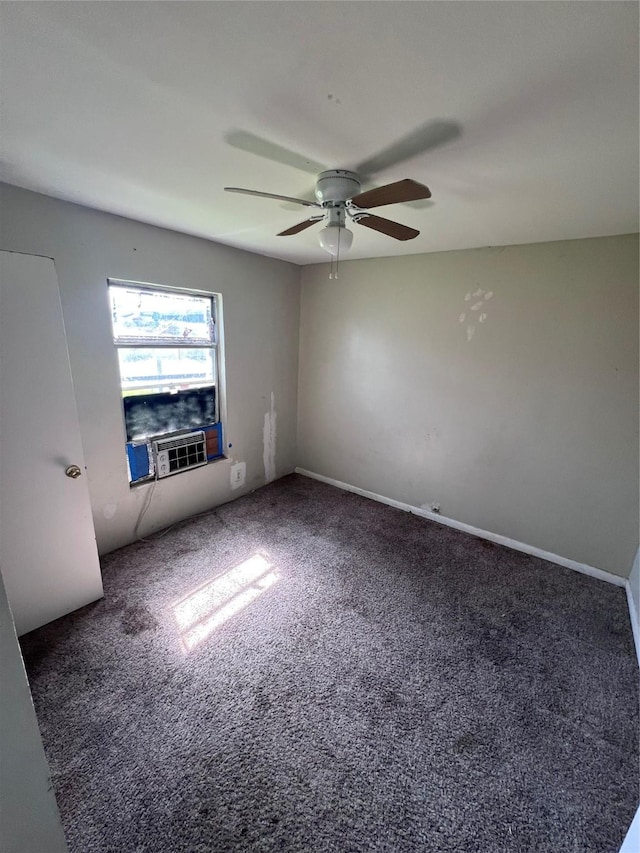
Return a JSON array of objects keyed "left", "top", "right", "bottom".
[{"left": 21, "top": 474, "right": 639, "bottom": 853}]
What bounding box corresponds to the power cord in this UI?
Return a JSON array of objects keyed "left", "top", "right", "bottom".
[{"left": 133, "top": 479, "right": 225, "bottom": 543}]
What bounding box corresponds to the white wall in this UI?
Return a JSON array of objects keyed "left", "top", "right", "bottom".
[
  {"left": 0, "top": 570, "right": 68, "bottom": 853},
  {"left": 298, "top": 235, "right": 639, "bottom": 577},
  {"left": 620, "top": 807, "right": 640, "bottom": 853},
  {"left": 629, "top": 548, "right": 640, "bottom": 621},
  {"left": 628, "top": 548, "right": 640, "bottom": 659},
  {"left": 0, "top": 183, "right": 300, "bottom": 554}
]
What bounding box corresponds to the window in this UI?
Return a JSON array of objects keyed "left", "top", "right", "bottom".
[{"left": 108, "top": 280, "right": 223, "bottom": 483}]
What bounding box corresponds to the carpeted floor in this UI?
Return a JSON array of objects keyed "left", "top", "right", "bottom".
[{"left": 21, "top": 474, "right": 638, "bottom": 853}]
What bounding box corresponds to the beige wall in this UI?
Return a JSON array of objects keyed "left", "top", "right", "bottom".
[
  {"left": 0, "top": 183, "right": 300, "bottom": 554},
  {"left": 298, "top": 234, "right": 639, "bottom": 577}
]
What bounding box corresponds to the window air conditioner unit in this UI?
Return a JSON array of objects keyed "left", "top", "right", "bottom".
[{"left": 152, "top": 430, "right": 207, "bottom": 479}]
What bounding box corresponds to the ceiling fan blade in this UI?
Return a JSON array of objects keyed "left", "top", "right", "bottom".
[
  {"left": 225, "top": 187, "right": 320, "bottom": 207},
  {"left": 277, "top": 219, "right": 322, "bottom": 237},
  {"left": 351, "top": 179, "right": 431, "bottom": 209},
  {"left": 355, "top": 214, "right": 419, "bottom": 241},
  {"left": 354, "top": 120, "right": 461, "bottom": 179}
]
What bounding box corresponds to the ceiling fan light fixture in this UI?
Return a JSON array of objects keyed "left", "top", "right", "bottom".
[{"left": 318, "top": 224, "right": 353, "bottom": 255}]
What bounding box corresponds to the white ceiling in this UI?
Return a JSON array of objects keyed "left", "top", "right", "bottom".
[{"left": 1, "top": 1, "right": 638, "bottom": 265}]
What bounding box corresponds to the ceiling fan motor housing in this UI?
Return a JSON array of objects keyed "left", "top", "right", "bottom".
[{"left": 315, "top": 170, "right": 361, "bottom": 204}]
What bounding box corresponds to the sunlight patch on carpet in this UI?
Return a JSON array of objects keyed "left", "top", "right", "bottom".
[{"left": 173, "top": 554, "right": 278, "bottom": 651}]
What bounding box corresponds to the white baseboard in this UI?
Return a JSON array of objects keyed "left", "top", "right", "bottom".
[
  {"left": 625, "top": 581, "right": 640, "bottom": 668},
  {"left": 294, "top": 467, "right": 627, "bottom": 589}
]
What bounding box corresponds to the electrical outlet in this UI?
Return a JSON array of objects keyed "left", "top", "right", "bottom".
[{"left": 230, "top": 462, "right": 246, "bottom": 490}]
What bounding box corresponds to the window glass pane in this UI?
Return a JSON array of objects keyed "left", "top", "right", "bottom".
[
  {"left": 123, "top": 387, "right": 216, "bottom": 441},
  {"left": 110, "top": 285, "right": 214, "bottom": 344},
  {"left": 118, "top": 347, "right": 215, "bottom": 393}
]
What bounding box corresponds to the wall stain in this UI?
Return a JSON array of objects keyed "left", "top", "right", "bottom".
[{"left": 263, "top": 391, "right": 277, "bottom": 483}]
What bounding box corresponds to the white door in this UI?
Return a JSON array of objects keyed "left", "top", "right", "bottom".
[{"left": 0, "top": 251, "right": 103, "bottom": 636}]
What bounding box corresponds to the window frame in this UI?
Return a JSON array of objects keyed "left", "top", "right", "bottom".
[{"left": 108, "top": 278, "right": 225, "bottom": 483}]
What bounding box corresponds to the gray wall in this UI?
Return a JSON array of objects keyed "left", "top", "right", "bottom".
[
  {"left": 0, "top": 183, "right": 300, "bottom": 554},
  {"left": 298, "top": 234, "right": 639, "bottom": 577},
  {"left": 0, "top": 570, "right": 68, "bottom": 853},
  {"left": 1, "top": 182, "right": 636, "bottom": 578}
]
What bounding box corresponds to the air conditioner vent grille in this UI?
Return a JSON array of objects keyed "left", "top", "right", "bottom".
[{"left": 153, "top": 430, "right": 207, "bottom": 478}]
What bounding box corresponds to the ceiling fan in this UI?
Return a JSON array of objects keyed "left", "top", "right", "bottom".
[{"left": 225, "top": 170, "right": 431, "bottom": 257}]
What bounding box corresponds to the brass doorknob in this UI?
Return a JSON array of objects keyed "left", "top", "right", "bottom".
[{"left": 65, "top": 465, "right": 82, "bottom": 479}]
